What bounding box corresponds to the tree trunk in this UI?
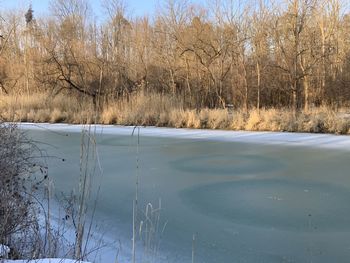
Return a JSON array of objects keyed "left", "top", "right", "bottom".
[
  {"left": 320, "top": 19, "right": 326, "bottom": 104},
  {"left": 240, "top": 54, "right": 248, "bottom": 113},
  {"left": 299, "top": 56, "right": 309, "bottom": 112},
  {"left": 292, "top": 82, "right": 298, "bottom": 118},
  {"left": 256, "top": 60, "right": 261, "bottom": 112},
  {"left": 303, "top": 75, "right": 309, "bottom": 112}
]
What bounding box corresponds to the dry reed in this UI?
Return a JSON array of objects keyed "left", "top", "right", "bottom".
[{"left": 1, "top": 92, "right": 350, "bottom": 134}]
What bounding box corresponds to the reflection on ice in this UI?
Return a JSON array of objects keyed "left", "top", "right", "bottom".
[{"left": 181, "top": 179, "right": 350, "bottom": 232}]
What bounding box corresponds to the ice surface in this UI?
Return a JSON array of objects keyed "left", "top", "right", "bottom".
[{"left": 18, "top": 123, "right": 350, "bottom": 150}]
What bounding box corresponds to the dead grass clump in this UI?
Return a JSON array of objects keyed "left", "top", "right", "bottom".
[
  {"left": 117, "top": 110, "right": 137, "bottom": 125},
  {"left": 0, "top": 93, "right": 93, "bottom": 123},
  {"left": 51, "top": 94, "right": 80, "bottom": 112},
  {"left": 300, "top": 108, "right": 350, "bottom": 134},
  {"left": 258, "top": 109, "right": 283, "bottom": 131},
  {"left": 0, "top": 93, "right": 47, "bottom": 113},
  {"left": 35, "top": 109, "right": 51, "bottom": 122},
  {"left": 50, "top": 108, "right": 68, "bottom": 123},
  {"left": 206, "top": 109, "right": 231, "bottom": 129},
  {"left": 334, "top": 118, "right": 350, "bottom": 134},
  {"left": 258, "top": 108, "right": 296, "bottom": 132},
  {"left": 24, "top": 109, "right": 51, "bottom": 123},
  {"left": 26, "top": 109, "right": 37, "bottom": 122},
  {"left": 70, "top": 108, "right": 95, "bottom": 124},
  {"left": 141, "top": 111, "right": 158, "bottom": 126},
  {"left": 298, "top": 112, "right": 323, "bottom": 133},
  {"left": 109, "top": 92, "right": 180, "bottom": 126},
  {"left": 108, "top": 92, "right": 183, "bottom": 127},
  {"left": 0, "top": 109, "right": 14, "bottom": 121},
  {"left": 184, "top": 110, "right": 201, "bottom": 128},
  {"left": 245, "top": 109, "right": 262, "bottom": 131},
  {"left": 14, "top": 109, "right": 29, "bottom": 122},
  {"left": 232, "top": 108, "right": 299, "bottom": 132},
  {"left": 100, "top": 107, "right": 118, "bottom": 124},
  {"left": 157, "top": 112, "right": 170, "bottom": 127},
  {"left": 277, "top": 110, "right": 297, "bottom": 132},
  {"left": 168, "top": 109, "right": 186, "bottom": 128},
  {"left": 198, "top": 109, "right": 209, "bottom": 128},
  {"left": 231, "top": 110, "right": 247, "bottom": 130},
  {"left": 247, "top": 108, "right": 299, "bottom": 132}
]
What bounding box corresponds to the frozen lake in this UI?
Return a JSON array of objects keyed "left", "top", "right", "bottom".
[{"left": 24, "top": 124, "right": 350, "bottom": 263}]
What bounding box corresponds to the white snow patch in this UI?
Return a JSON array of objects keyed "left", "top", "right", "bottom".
[
  {"left": 1, "top": 245, "right": 88, "bottom": 263},
  {"left": 0, "top": 244, "right": 10, "bottom": 258},
  {"left": 18, "top": 122, "right": 350, "bottom": 151}
]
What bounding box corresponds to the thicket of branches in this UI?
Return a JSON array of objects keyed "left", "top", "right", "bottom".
[
  {"left": 0, "top": 0, "right": 349, "bottom": 114},
  {"left": 0, "top": 123, "right": 41, "bottom": 258}
]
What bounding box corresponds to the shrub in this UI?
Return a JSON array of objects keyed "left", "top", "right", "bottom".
[{"left": 0, "top": 123, "right": 40, "bottom": 257}]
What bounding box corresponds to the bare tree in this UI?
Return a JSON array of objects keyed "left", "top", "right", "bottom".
[
  {"left": 1, "top": 0, "right": 350, "bottom": 113},
  {"left": 272, "top": 0, "right": 317, "bottom": 115}
]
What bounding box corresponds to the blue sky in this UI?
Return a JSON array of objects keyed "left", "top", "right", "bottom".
[{"left": 0, "top": 0, "right": 162, "bottom": 18}]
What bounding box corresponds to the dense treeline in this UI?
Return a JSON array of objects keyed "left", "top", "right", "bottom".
[{"left": 0, "top": 0, "right": 349, "bottom": 115}]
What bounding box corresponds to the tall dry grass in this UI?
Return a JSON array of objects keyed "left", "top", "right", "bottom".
[
  {"left": 1, "top": 92, "right": 350, "bottom": 134},
  {"left": 101, "top": 92, "right": 182, "bottom": 126},
  {"left": 0, "top": 92, "right": 95, "bottom": 124}
]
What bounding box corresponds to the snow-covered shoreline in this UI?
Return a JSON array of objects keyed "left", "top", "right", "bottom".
[
  {"left": 3, "top": 260, "right": 90, "bottom": 263},
  {"left": 18, "top": 122, "right": 350, "bottom": 151}
]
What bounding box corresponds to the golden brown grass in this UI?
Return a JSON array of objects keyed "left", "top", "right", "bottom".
[
  {"left": 101, "top": 92, "right": 182, "bottom": 126},
  {"left": 1, "top": 92, "right": 350, "bottom": 134},
  {"left": 0, "top": 92, "right": 94, "bottom": 124}
]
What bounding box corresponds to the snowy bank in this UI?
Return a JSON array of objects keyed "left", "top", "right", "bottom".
[
  {"left": 3, "top": 259, "right": 90, "bottom": 263},
  {"left": 0, "top": 245, "right": 10, "bottom": 258},
  {"left": 18, "top": 123, "right": 350, "bottom": 151},
  {"left": 1, "top": 244, "right": 91, "bottom": 263}
]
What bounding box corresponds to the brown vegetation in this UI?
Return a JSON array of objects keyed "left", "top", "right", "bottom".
[
  {"left": 1, "top": 92, "right": 350, "bottom": 134},
  {"left": 0, "top": 123, "right": 51, "bottom": 259},
  {"left": 0, "top": 0, "right": 350, "bottom": 134}
]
